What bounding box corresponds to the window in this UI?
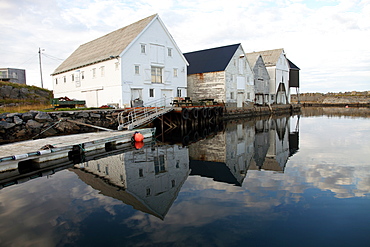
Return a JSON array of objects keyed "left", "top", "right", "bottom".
[
  {"left": 139, "top": 168, "right": 143, "bottom": 177},
  {"left": 173, "top": 68, "right": 178, "bottom": 77},
  {"left": 81, "top": 71, "right": 84, "bottom": 80},
  {"left": 100, "top": 66, "right": 105, "bottom": 77},
  {"left": 71, "top": 74, "right": 74, "bottom": 81},
  {"left": 177, "top": 89, "right": 181, "bottom": 97},
  {"left": 55, "top": 78, "right": 58, "bottom": 85},
  {"left": 146, "top": 188, "right": 151, "bottom": 196},
  {"left": 141, "top": 44, "right": 146, "bottom": 54},
  {"left": 149, "top": 88, "right": 154, "bottom": 97},
  {"left": 168, "top": 48, "right": 172, "bottom": 57},
  {"left": 230, "top": 92, "right": 234, "bottom": 99},
  {"left": 171, "top": 179, "right": 175, "bottom": 188},
  {"left": 247, "top": 92, "right": 251, "bottom": 99},
  {"left": 135, "top": 65, "right": 140, "bottom": 75},
  {"left": 92, "top": 68, "right": 96, "bottom": 78},
  {"left": 271, "top": 95, "right": 274, "bottom": 101},
  {"left": 63, "top": 76, "right": 66, "bottom": 83},
  {"left": 151, "top": 67, "right": 163, "bottom": 83},
  {"left": 154, "top": 155, "right": 165, "bottom": 174}
]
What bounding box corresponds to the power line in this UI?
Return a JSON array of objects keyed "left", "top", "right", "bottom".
[
  {"left": 16, "top": 54, "right": 39, "bottom": 67},
  {"left": 43, "top": 53, "right": 64, "bottom": 61}
]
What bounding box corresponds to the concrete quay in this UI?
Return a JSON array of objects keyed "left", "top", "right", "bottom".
[{"left": 0, "top": 128, "right": 155, "bottom": 173}]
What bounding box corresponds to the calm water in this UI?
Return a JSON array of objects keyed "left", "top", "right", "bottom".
[{"left": 0, "top": 108, "right": 370, "bottom": 247}]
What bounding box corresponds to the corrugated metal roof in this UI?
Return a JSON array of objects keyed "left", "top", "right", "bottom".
[
  {"left": 247, "top": 48, "right": 284, "bottom": 67},
  {"left": 183, "top": 44, "right": 240, "bottom": 74},
  {"left": 52, "top": 14, "right": 157, "bottom": 75}
]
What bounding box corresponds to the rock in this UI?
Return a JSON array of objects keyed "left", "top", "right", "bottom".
[
  {"left": 1, "top": 85, "right": 12, "bottom": 98},
  {"left": 15, "top": 129, "right": 27, "bottom": 138},
  {"left": 0, "top": 113, "right": 8, "bottom": 120},
  {"left": 35, "top": 112, "right": 52, "bottom": 122},
  {"left": 26, "top": 120, "right": 42, "bottom": 129},
  {"left": 14, "top": 115, "right": 23, "bottom": 125},
  {"left": 22, "top": 112, "right": 34, "bottom": 121},
  {"left": 6, "top": 113, "right": 21, "bottom": 118},
  {"left": 55, "top": 121, "right": 80, "bottom": 132},
  {"left": 5, "top": 118, "right": 13, "bottom": 123},
  {"left": 90, "top": 113, "right": 101, "bottom": 118},
  {"left": 0, "top": 121, "right": 16, "bottom": 129},
  {"left": 76, "top": 112, "right": 89, "bottom": 118},
  {"left": 19, "top": 88, "right": 30, "bottom": 99},
  {"left": 10, "top": 88, "right": 19, "bottom": 98}
]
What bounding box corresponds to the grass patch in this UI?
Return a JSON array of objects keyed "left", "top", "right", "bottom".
[{"left": 0, "top": 103, "right": 52, "bottom": 114}]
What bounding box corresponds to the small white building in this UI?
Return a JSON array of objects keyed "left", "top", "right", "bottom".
[
  {"left": 245, "top": 53, "right": 270, "bottom": 105},
  {"left": 52, "top": 14, "right": 188, "bottom": 108},
  {"left": 184, "top": 44, "right": 254, "bottom": 108},
  {"left": 247, "top": 49, "right": 290, "bottom": 104}
]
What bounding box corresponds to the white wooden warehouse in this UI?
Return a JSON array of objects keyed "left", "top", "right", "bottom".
[{"left": 52, "top": 14, "right": 188, "bottom": 108}]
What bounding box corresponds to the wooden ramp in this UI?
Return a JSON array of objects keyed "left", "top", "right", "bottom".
[{"left": 0, "top": 128, "right": 155, "bottom": 172}]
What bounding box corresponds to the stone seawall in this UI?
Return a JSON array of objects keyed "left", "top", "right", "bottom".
[
  {"left": 223, "top": 104, "right": 301, "bottom": 119},
  {"left": 0, "top": 110, "right": 119, "bottom": 144},
  {"left": 0, "top": 104, "right": 301, "bottom": 144}
]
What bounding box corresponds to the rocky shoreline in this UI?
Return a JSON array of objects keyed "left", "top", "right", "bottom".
[
  {"left": 0, "top": 104, "right": 301, "bottom": 144},
  {"left": 0, "top": 109, "right": 119, "bottom": 144},
  {"left": 291, "top": 92, "right": 370, "bottom": 107}
]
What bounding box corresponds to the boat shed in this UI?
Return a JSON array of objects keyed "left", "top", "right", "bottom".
[
  {"left": 246, "top": 53, "right": 270, "bottom": 105},
  {"left": 52, "top": 14, "right": 188, "bottom": 108},
  {"left": 184, "top": 44, "right": 254, "bottom": 108}
]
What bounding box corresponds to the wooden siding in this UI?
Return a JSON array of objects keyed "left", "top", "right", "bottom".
[{"left": 187, "top": 71, "right": 226, "bottom": 102}]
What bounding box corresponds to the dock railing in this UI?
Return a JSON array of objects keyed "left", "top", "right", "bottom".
[{"left": 117, "top": 97, "right": 174, "bottom": 130}]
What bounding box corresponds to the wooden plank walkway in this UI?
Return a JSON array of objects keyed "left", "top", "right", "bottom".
[{"left": 0, "top": 128, "right": 155, "bottom": 172}]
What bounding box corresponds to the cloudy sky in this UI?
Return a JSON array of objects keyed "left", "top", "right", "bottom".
[{"left": 1, "top": 0, "right": 369, "bottom": 93}]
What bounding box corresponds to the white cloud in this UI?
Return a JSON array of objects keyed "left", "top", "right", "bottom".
[{"left": 0, "top": 0, "right": 369, "bottom": 92}]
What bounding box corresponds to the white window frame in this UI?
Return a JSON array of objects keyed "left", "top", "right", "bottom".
[
  {"left": 173, "top": 68, "right": 178, "bottom": 77},
  {"left": 151, "top": 66, "right": 163, "bottom": 84},
  {"left": 135, "top": 65, "right": 140, "bottom": 75},
  {"left": 100, "top": 66, "right": 105, "bottom": 77},
  {"left": 168, "top": 48, "right": 172, "bottom": 57},
  {"left": 141, "top": 44, "right": 146, "bottom": 54}
]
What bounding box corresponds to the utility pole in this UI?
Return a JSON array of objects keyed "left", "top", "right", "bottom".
[{"left": 38, "top": 47, "right": 44, "bottom": 88}]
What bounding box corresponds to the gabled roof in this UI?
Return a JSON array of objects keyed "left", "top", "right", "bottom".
[
  {"left": 287, "top": 59, "right": 300, "bottom": 70},
  {"left": 52, "top": 14, "right": 157, "bottom": 75},
  {"left": 183, "top": 44, "right": 241, "bottom": 74},
  {"left": 247, "top": 48, "right": 284, "bottom": 67},
  {"left": 245, "top": 53, "right": 261, "bottom": 68}
]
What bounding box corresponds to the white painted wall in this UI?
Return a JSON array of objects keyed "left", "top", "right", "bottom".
[
  {"left": 53, "top": 59, "right": 122, "bottom": 107},
  {"left": 225, "top": 45, "right": 254, "bottom": 106},
  {"left": 53, "top": 17, "right": 187, "bottom": 108},
  {"left": 120, "top": 18, "right": 187, "bottom": 108},
  {"left": 266, "top": 52, "right": 290, "bottom": 104}
]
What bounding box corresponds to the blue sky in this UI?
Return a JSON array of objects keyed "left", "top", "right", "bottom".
[{"left": 0, "top": 0, "right": 369, "bottom": 93}]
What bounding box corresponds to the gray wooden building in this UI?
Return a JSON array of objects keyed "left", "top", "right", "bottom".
[
  {"left": 184, "top": 44, "right": 254, "bottom": 108},
  {"left": 246, "top": 53, "right": 270, "bottom": 105},
  {"left": 0, "top": 68, "right": 26, "bottom": 85}
]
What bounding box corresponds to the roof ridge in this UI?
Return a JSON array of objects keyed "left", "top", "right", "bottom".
[{"left": 52, "top": 14, "right": 157, "bottom": 75}]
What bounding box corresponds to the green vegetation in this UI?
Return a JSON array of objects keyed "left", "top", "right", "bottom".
[{"left": 0, "top": 80, "right": 52, "bottom": 94}]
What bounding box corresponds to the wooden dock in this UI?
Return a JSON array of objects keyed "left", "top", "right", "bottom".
[{"left": 0, "top": 128, "right": 155, "bottom": 172}]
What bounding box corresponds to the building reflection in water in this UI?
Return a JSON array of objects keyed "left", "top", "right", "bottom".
[
  {"left": 71, "top": 143, "right": 190, "bottom": 220},
  {"left": 0, "top": 115, "right": 299, "bottom": 220},
  {"left": 189, "top": 115, "right": 300, "bottom": 185}
]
